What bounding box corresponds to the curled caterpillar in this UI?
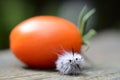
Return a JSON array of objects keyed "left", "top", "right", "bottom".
[{"left": 55, "top": 50, "right": 84, "bottom": 75}]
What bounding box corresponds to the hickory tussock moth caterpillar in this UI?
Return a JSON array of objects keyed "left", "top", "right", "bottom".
[{"left": 55, "top": 49, "right": 84, "bottom": 75}]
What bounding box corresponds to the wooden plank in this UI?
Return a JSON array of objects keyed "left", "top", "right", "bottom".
[{"left": 0, "top": 30, "right": 120, "bottom": 80}]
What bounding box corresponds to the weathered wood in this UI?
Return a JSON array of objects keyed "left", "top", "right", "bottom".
[{"left": 0, "top": 30, "right": 120, "bottom": 80}]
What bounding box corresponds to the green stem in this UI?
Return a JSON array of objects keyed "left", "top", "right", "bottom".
[
  {"left": 83, "top": 29, "right": 96, "bottom": 51},
  {"left": 83, "top": 29, "right": 96, "bottom": 41},
  {"left": 78, "top": 5, "right": 87, "bottom": 35},
  {"left": 81, "top": 9, "right": 96, "bottom": 36},
  {"left": 78, "top": 5, "right": 96, "bottom": 51}
]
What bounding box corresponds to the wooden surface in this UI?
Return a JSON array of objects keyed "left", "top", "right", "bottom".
[{"left": 0, "top": 30, "right": 120, "bottom": 80}]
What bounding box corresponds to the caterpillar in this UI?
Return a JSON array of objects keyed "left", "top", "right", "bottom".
[{"left": 55, "top": 49, "right": 84, "bottom": 75}]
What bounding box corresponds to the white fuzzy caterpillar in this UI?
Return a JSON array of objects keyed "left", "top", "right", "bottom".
[{"left": 55, "top": 50, "right": 84, "bottom": 75}]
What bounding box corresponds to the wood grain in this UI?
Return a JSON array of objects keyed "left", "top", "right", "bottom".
[{"left": 0, "top": 30, "right": 120, "bottom": 80}]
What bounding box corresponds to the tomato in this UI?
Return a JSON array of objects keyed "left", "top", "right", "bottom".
[{"left": 10, "top": 16, "right": 82, "bottom": 68}]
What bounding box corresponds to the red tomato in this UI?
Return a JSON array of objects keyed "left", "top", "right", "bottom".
[{"left": 10, "top": 16, "right": 82, "bottom": 68}]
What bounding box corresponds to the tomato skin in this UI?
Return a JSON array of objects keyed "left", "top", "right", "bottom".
[{"left": 10, "top": 16, "right": 82, "bottom": 68}]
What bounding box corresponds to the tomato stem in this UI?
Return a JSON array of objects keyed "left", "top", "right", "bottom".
[
  {"left": 78, "top": 5, "right": 96, "bottom": 51},
  {"left": 78, "top": 5, "right": 87, "bottom": 35},
  {"left": 83, "top": 29, "right": 96, "bottom": 51}
]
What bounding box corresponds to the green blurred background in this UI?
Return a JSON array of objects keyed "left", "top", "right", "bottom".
[{"left": 0, "top": 0, "right": 120, "bottom": 50}]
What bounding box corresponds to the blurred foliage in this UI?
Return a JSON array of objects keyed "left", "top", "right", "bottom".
[
  {"left": 0, "top": 0, "right": 35, "bottom": 49},
  {"left": 0, "top": 0, "right": 60, "bottom": 49},
  {"left": 0, "top": 0, "right": 120, "bottom": 50}
]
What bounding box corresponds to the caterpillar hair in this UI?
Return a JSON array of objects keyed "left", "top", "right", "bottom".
[{"left": 55, "top": 49, "right": 84, "bottom": 75}]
